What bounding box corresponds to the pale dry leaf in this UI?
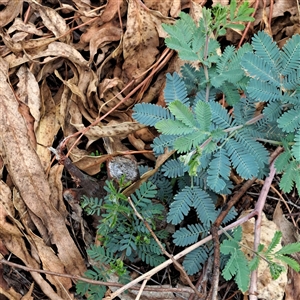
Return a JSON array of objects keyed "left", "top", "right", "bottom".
[
  {"left": 17, "top": 101, "right": 37, "bottom": 148},
  {"left": 28, "top": 0, "right": 70, "bottom": 42},
  {"left": 133, "top": 127, "right": 155, "bottom": 142},
  {"left": 273, "top": 203, "right": 298, "bottom": 246},
  {"left": 13, "top": 189, "right": 36, "bottom": 232},
  {"left": 190, "top": 1, "right": 203, "bottom": 23},
  {"left": 128, "top": 133, "right": 156, "bottom": 161},
  {"left": 0, "top": 202, "right": 63, "bottom": 300},
  {"left": 11, "top": 32, "right": 31, "bottom": 43},
  {"left": 0, "top": 0, "right": 23, "bottom": 27},
  {"left": 72, "top": 152, "right": 112, "bottom": 175},
  {"left": 0, "top": 57, "right": 85, "bottom": 277},
  {"left": 285, "top": 268, "right": 300, "bottom": 300},
  {"left": 36, "top": 59, "right": 64, "bottom": 82},
  {"left": 74, "top": 121, "right": 145, "bottom": 141},
  {"left": 101, "top": 0, "right": 123, "bottom": 23},
  {"left": 36, "top": 80, "right": 60, "bottom": 170},
  {"left": 81, "top": 20, "right": 122, "bottom": 63},
  {"left": 7, "top": 18, "right": 44, "bottom": 36},
  {"left": 48, "top": 164, "right": 68, "bottom": 218},
  {"left": 0, "top": 181, "right": 15, "bottom": 217},
  {"left": 143, "top": 0, "right": 178, "bottom": 17},
  {"left": 122, "top": 0, "right": 160, "bottom": 84},
  {"left": 212, "top": 0, "right": 229, "bottom": 5},
  {"left": 16, "top": 66, "right": 41, "bottom": 131},
  {"left": 0, "top": 287, "right": 23, "bottom": 300},
  {"left": 10, "top": 41, "right": 89, "bottom": 69},
  {"left": 255, "top": 0, "right": 297, "bottom": 26},
  {"left": 20, "top": 283, "right": 34, "bottom": 300},
  {"left": 27, "top": 230, "right": 74, "bottom": 299}
]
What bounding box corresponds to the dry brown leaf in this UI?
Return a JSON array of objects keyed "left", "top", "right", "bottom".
[
  {"left": 273, "top": 203, "right": 299, "bottom": 247},
  {"left": 143, "top": 0, "right": 180, "bottom": 17},
  {"left": 28, "top": 0, "right": 70, "bottom": 42},
  {"left": 27, "top": 231, "right": 73, "bottom": 299},
  {"left": 0, "top": 286, "right": 23, "bottom": 300},
  {"left": 122, "top": 0, "right": 160, "bottom": 84},
  {"left": 101, "top": 0, "right": 123, "bottom": 23},
  {"left": 285, "top": 268, "right": 300, "bottom": 300},
  {"left": 7, "top": 18, "right": 44, "bottom": 36},
  {"left": 48, "top": 164, "right": 68, "bottom": 218},
  {"left": 0, "top": 57, "right": 85, "bottom": 278},
  {"left": 36, "top": 80, "right": 60, "bottom": 170},
  {"left": 16, "top": 66, "right": 41, "bottom": 131},
  {"left": 0, "top": 0, "right": 23, "bottom": 27},
  {"left": 0, "top": 194, "right": 64, "bottom": 299}
]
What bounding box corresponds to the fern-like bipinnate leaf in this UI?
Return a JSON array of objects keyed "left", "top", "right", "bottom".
[
  {"left": 279, "top": 161, "right": 297, "bottom": 193},
  {"left": 164, "top": 73, "right": 189, "bottom": 105},
  {"left": 161, "top": 158, "right": 188, "bottom": 178},
  {"left": 281, "top": 34, "right": 300, "bottom": 76},
  {"left": 241, "top": 52, "right": 280, "bottom": 86},
  {"left": 217, "top": 45, "right": 236, "bottom": 74},
  {"left": 235, "top": 132, "right": 269, "bottom": 170},
  {"left": 167, "top": 186, "right": 217, "bottom": 225},
  {"left": 265, "top": 231, "right": 281, "bottom": 255},
  {"left": 152, "top": 135, "right": 177, "bottom": 155},
  {"left": 156, "top": 119, "right": 195, "bottom": 135},
  {"left": 191, "top": 187, "right": 218, "bottom": 226},
  {"left": 183, "top": 246, "right": 209, "bottom": 275},
  {"left": 221, "top": 82, "right": 241, "bottom": 105},
  {"left": 137, "top": 245, "right": 165, "bottom": 267},
  {"left": 132, "top": 103, "right": 174, "bottom": 126},
  {"left": 246, "top": 79, "right": 280, "bottom": 102},
  {"left": 251, "top": 31, "right": 282, "bottom": 73},
  {"left": 220, "top": 227, "right": 250, "bottom": 292},
  {"left": 169, "top": 100, "right": 198, "bottom": 127},
  {"left": 167, "top": 186, "right": 193, "bottom": 225},
  {"left": 225, "top": 139, "right": 259, "bottom": 179},
  {"left": 194, "top": 101, "right": 212, "bottom": 131},
  {"left": 209, "top": 101, "right": 234, "bottom": 129},
  {"left": 277, "top": 108, "right": 300, "bottom": 133},
  {"left": 275, "top": 150, "right": 291, "bottom": 172},
  {"left": 173, "top": 223, "right": 207, "bottom": 247},
  {"left": 275, "top": 240, "right": 300, "bottom": 256},
  {"left": 207, "top": 148, "right": 231, "bottom": 193},
  {"left": 162, "top": 12, "right": 200, "bottom": 61},
  {"left": 174, "top": 130, "right": 209, "bottom": 153},
  {"left": 275, "top": 255, "right": 300, "bottom": 273}
]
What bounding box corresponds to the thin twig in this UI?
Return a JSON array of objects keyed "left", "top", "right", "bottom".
[
  {"left": 105, "top": 210, "right": 258, "bottom": 300},
  {"left": 208, "top": 177, "right": 257, "bottom": 300},
  {"left": 0, "top": 259, "right": 193, "bottom": 294},
  {"left": 238, "top": 0, "right": 260, "bottom": 48},
  {"left": 127, "top": 197, "right": 204, "bottom": 299},
  {"left": 248, "top": 161, "right": 277, "bottom": 300}
]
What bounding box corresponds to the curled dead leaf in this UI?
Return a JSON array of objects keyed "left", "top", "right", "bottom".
[{"left": 0, "top": 0, "right": 23, "bottom": 27}]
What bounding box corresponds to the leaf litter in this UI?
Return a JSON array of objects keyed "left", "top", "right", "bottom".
[{"left": 0, "top": 0, "right": 299, "bottom": 299}]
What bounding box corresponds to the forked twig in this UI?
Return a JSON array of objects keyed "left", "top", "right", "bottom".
[{"left": 127, "top": 197, "right": 204, "bottom": 299}]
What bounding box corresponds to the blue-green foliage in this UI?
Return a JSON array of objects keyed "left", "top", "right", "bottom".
[
  {"left": 220, "top": 227, "right": 250, "bottom": 292},
  {"left": 132, "top": 11, "right": 300, "bottom": 278},
  {"left": 133, "top": 28, "right": 300, "bottom": 194},
  {"left": 76, "top": 245, "right": 130, "bottom": 299},
  {"left": 81, "top": 179, "right": 168, "bottom": 269}
]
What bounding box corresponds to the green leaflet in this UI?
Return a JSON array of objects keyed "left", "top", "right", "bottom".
[
  {"left": 194, "top": 101, "right": 212, "bottom": 131},
  {"left": 164, "top": 72, "right": 189, "bottom": 105},
  {"left": 169, "top": 100, "right": 198, "bottom": 128},
  {"left": 207, "top": 148, "right": 231, "bottom": 193},
  {"left": 132, "top": 103, "right": 174, "bottom": 127}
]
